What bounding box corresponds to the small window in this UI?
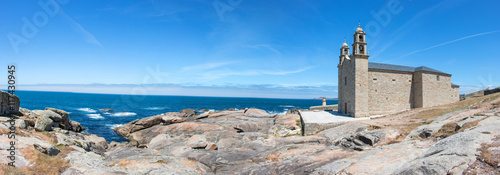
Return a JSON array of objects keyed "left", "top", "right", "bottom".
[
  {"left": 345, "top": 77, "right": 347, "bottom": 85},
  {"left": 437, "top": 76, "right": 440, "bottom": 81},
  {"left": 409, "top": 80, "right": 412, "bottom": 82},
  {"left": 392, "top": 79, "right": 396, "bottom": 82},
  {"left": 373, "top": 78, "right": 377, "bottom": 81}
]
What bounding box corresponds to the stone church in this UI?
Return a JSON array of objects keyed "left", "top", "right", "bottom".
[{"left": 338, "top": 24, "right": 460, "bottom": 118}]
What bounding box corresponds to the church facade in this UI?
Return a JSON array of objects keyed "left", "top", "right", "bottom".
[{"left": 338, "top": 25, "right": 460, "bottom": 118}]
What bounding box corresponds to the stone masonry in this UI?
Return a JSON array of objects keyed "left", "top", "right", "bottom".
[{"left": 337, "top": 24, "right": 460, "bottom": 118}]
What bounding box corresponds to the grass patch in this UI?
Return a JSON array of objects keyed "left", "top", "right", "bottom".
[
  {"left": 0, "top": 128, "right": 10, "bottom": 135},
  {"left": 393, "top": 93, "right": 500, "bottom": 141},
  {"left": 367, "top": 125, "right": 382, "bottom": 130},
  {"left": 476, "top": 135, "right": 500, "bottom": 170},
  {"left": 0, "top": 165, "right": 25, "bottom": 175},
  {"left": 394, "top": 120, "right": 432, "bottom": 142},
  {"left": 21, "top": 144, "right": 74, "bottom": 175},
  {"left": 265, "top": 154, "right": 280, "bottom": 162},
  {"left": 434, "top": 117, "right": 487, "bottom": 139},
  {"left": 295, "top": 119, "right": 301, "bottom": 128},
  {"left": 30, "top": 131, "right": 57, "bottom": 145},
  {"left": 74, "top": 140, "right": 82, "bottom": 147},
  {"left": 433, "top": 122, "right": 458, "bottom": 139}
]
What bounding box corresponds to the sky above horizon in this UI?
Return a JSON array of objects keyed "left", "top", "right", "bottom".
[{"left": 1, "top": 0, "right": 499, "bottom": 98}]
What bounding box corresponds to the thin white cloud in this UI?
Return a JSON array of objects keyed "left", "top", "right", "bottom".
[
  {"left": 201, "top": 66, "right": 313, "bottom": 80},
  {"left": 247, "top": 44, "right": 282, "bottom": 55},
  {"left": 181, "top": 61, "right": 240, "bottom": 72},
  {"left": 372, "top": 0, "right": 457, "bottom": 60},
  {"left": 403, "top": 31, "right": 498, "bottom": 57},
  {"left": 384, "top": 31, "right": 499, "bottom": 63},
  {"left": 60, "top": 10, "right": 103, "bottom": 47}
]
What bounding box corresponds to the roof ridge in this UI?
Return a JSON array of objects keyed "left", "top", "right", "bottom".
[{"left": 368, "top": 62, "right": 449, "bottom": 75}]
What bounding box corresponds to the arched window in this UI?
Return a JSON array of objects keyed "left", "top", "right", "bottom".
[
  {"left": 343, "top": 49, "right": 347, "bottom": 55},
  {"left": 359, "top": 35, "right": 363, "bottom": 42}
]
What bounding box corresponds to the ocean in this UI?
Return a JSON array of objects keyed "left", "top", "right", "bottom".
[{"left": 15, "top": 90, "right": 338, "bottom": 142}]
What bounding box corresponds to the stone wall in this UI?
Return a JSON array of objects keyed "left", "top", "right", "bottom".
[
  {"left": 339, "top": 67, "right": 459, "bottom": 118},
  {"left": 309, "top": 105, "right": 338, "bottom": 111},
  {"left": 412, "top": 72, "right": 424, "bottom": 108},
  {"left": 368, "top": 70, "right": 413, "bottom": 115},
  {"left": 353, "top": 57, "right": 369, "bottom": 117},
  {"left": 451, "top": 86, "right": 460, "bottom": 102},
  {"left": 419, "top": 72, "right": 458, "bottom": 108},
  {"left": 338, "top": 57, "right": 356, "bottom": 116}
]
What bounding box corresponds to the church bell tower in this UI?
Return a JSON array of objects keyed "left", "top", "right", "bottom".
[
  {"left": 351, "top": 23, "right": 370, "bottom": 117},
  {"left": 352, "top": 23, "right": 369, "bottom": 57}
]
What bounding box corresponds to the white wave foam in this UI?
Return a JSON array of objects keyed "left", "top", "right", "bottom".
[
  {"left": 77, "top": 108, "right": 97, "bottom": 113},
  {"left": 87, "top": 114, "right": 104, "bottom": 119},
  {"left": 110, "top": 112, "right": 137, "bottom": 117},
  {"left": 279, "top": 105, "right": 295, "bottom": 108},
  {"left": 269, "top": 110, "right": 287, "bottom": 115},
  {"left": 144, "top": 107, "right": 166, "bottom": 110},
  {"left": 106, "top": 124, "right": 123, "bottom": 129},
  {"left": 103, "top": 112, "right": 111, "bottom": 115}
]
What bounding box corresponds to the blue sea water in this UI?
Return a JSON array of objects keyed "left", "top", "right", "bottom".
[{"left": 14, "top": 90, "right": 338, "bottom": 142}]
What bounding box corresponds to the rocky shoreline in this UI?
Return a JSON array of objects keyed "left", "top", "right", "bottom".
[{"left": 1, "top": 92, "right": 500, "bottom": 174}]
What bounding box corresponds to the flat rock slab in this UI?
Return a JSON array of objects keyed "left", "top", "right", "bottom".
[{"left": 300, "top": 111, "right": 368, "bottom": 135}]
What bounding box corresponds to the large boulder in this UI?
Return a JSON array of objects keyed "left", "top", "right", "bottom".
[
  {"left": 32, "top": 110, "right": 62, "bottom": 122},
  {"left": 113, "top": 115, "right": 163, "bottom": 137},
  {"left": 128, "top": 122, "right": 223, "bottom": 145},
  {"left": 45, "top": 107, "right": 70, "bottom": 130},
  {"left": 70, "top": 120, "right": 84, "bottom": 132},
  {"left": 130, "top": 116, "right": 163, "bottom": 133},
  {"left": 84, "top": 134, "right": 108, "bottom": 150},
  {"left": 56, "top": 133, "right": 77, "bottom": 146},
  {"left": 161, "top": 115, "right": 185, "bottom": 124},
  {"left": 244, "top": 108, "right": 270, "bottom": 117},
  {"left": 186, "top": 135, "right": 207, "bottom": 149},
  {"left": 318, "top": 122, "right": 369, "bottom": 145},
  {"left": 0, "top": 90, "right": 20, "bottom": 115},
  {"left": 15, "top": 119, "right": 28, "bottom": 129},
  {"left": 19, "top": 107, "right": 30, "bottom": 113},
  {"left": 34, "top": 143, "right": 60, "bottom": 156},
  {"left": 113, "top": 122, "right": 134, "bottom": 137},
  {"left": 180, "top": 109, "right": 197, "bottom": 118},
  {"left": 34, "top": 115, "right": 54, "bottom": 132},
  {"left": 234, "top": 122, "right": 259, "bottom": 132}
]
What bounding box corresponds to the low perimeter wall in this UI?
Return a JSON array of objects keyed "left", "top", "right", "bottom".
[{"left": 309, "top": 105, "right": 338, "bottom": 111}]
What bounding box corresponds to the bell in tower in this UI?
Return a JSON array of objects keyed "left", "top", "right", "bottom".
[
  {"left": 339, "top": 39, "right": 351, "bottom": 67},
  {"left": 352, "top": 23, "right": 368, "bottom": 56},
  {"left": 340, "top": 39, "right": 350, "bottom": 56}
]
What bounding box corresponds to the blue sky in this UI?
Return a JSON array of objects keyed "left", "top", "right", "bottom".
[{"left": 1, "top": 0, "right": 499, "bottom": 98}]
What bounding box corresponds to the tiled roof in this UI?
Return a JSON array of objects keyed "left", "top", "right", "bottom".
[{"left": 368, "top": 62, "right": 450, "bottom": 75}]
